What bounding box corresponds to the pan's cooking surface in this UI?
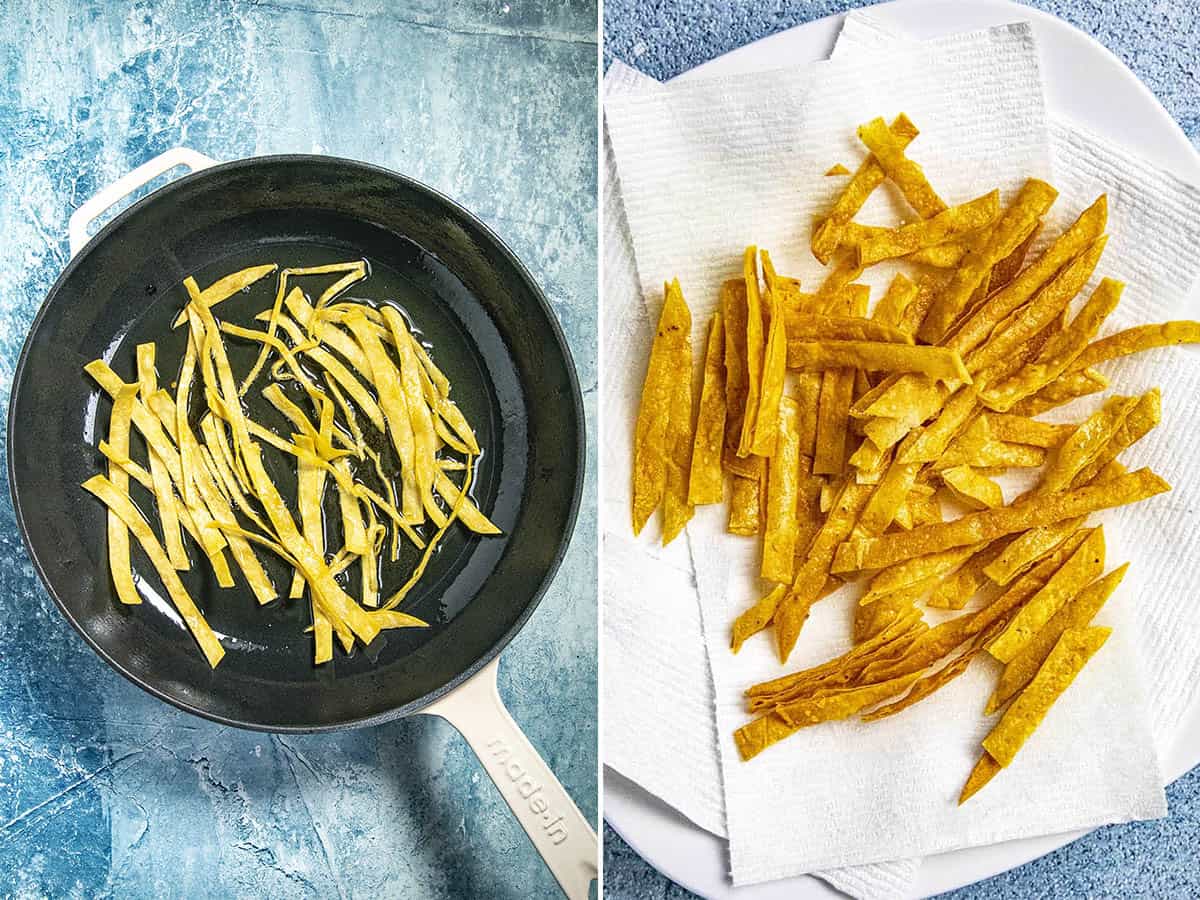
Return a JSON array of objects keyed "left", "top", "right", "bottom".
[{"left": 10, "top": 158, "right": 582, "bottom": 730}]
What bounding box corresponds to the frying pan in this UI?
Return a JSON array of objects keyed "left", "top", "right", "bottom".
[{"left": 8, "top": 148, "right": 596, "bottom": 896}]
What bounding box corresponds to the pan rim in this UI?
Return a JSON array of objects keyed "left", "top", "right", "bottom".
[{"left": 7, "top": 153, "right": 586, "bottom": 733}]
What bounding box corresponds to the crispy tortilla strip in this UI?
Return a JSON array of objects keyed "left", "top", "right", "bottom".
[
  {"left": 935, "top": 438, "right": 1046, "bottom": 471},
  {"left": 728, "top": 474, "right": 762, "bottom": 535},
  {"left": 959, "top": 753, "right": 1003, "bottom": 804},
  {"left": 1041, "top": 395, "right": 1138, "bottom": 493},
  {"left": 811, "top": 114, "right": 919, "bottom": 262},
  {"left": 981, "top": 278, "right": 1122, "bottom": 411},
  {"left": 871, "top": 274, "right": 919, "bottom": 331},
  {"left": 908, "top": 241, "right": 970, "bottom": 268},
  {"left": 858, "top": 191, "right": 999, "bottom": 266},
  {"left": 751, "top": 280, "right": 787, "bottom": 457},
  {"left": 854, "top": 590, "right": 919, "bottom": 642},
  {"left": 773, "top": 671, "right": 923, "bottom": 729},
  {"left": 984, "top": 415, "right": 1074, "bottom": 449},
  {"left": 777, "top": 482, "right": 872, "bottom": 660},
  {"left": 1074, "top": 389, "right": 1160, "bottom": 486},
  {"left": 849, "top": 437, "right": 890, "bottom": 483},
  {"left": 984, "top": 516, "right": 1086, "bottom": 587},
  {"left": 1008, "top": 368, "right": 1109, "bottom": 417},
  {"left": 831, "top": 468, "right": 1168, "bottom": 573},
  {"left": 898, "top": 270, "right": 947, "bottom": 338},
  {"left": 989, "top": 221, "right": 1042, "bottom": 294},
  {"left": 989, "top": 563, "right": 1127, "bottom": 714},
  {"left": 855, "top": 441, "right": 921, "bottom": 538},
  {"left": 862, "top": 543, "right": 982, "bottom": 603},
  {"left": 813, "top": 367, "right": 855, "bottom": 475},
  {"left": 982, "top": 626, "right": 1111, "bottom": 767},
  {"left": 967, "top": 235, "right": 1108, "bottom": 376},
  {"left": 920, "top": 179, "right": 1058, "bottom": 342},
  {"left": 927, "top": 539, "right": 1012, "bottom": 609},
  {"left": 762, "top": 399, "right": 802, "bottom": 583},
  {"left": 658, "top": 281, "right": 696, "bottom": 544},
  {"left": 987, "top": 527, "right": 1106, "bottom": 663},
  {"left": 897, "top": 387, "right": 978, "bottom": 464},
  {"left": 813, "top": 255, "right": 864, "bottom": 314},
  {"left": 689, "top": 312, "right": 727, "bottom": 505},
  {"left": 82, "top": 475, "right": 225, "bottom": 667},
  {"left": 856, "top": 116, "right": 946, "bottom": 218},
  {"left": 942, "top": 466, "right": 1003, "bottom": 510},
  {"left": 170, "top": 263, "right": 278, "bottom": 327},
  {"left": 720, "top": 280, "right": 759, "bottom": 478},
  {"left": 734, "top": 712, "right": 800, "bottom": 761},
  {"left": 949, "top": 195, "right": 1107, "bottom": 357},
  {"left": 738, "top": 249, "right": 765, "bottom": 454},
  {"left": 825, "top": 163, "right": 851, "bottom": 176},
  {"left": 862, "top": 644, "right": 979, "bottom": 721},
  {"left": 731, "top": 584, "right": 785, "bottom": 653},
  {"left": 135, "top": 344, "right": 189, "bottom": 571},
  {"left": 784, "top": 313, "right": 912, "bottom": 345},
  {"left": 786, "top": 340, "right": 969, "bottom": 383},
  {"left": 1067, "top": 320, "right": 1200, "bottom": 371}
]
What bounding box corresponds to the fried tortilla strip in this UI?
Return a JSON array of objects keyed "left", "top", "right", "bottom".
[
  {"left": 849, "top": 437, "right": 890, "bottom": 483},
  {"left": 734, "top": 712, "right": 800, "bottom": 761},
  {"left": 813, "top": 366, "right": 855, "bottom": 475},
  {"left": 858, "top": 191, "right": 999, "bottom": 266},
  {"left": 856, "top": 116, "right": 946, "bottom": 218},
  {"left": 920, "top": 179, "right": 1058, "bottom": 342},
  {"left": 825, "top": 163, "right": 851, "bottom": 176},
  {"left": 777, "top": 482, "right": 872, "bottom": 660},
  {"left": 94, "top": 374, "right": 142, "bottom": 606},
  {"left": 927, "top": 538, "right": 1013, "bottom": 610},
  {"left": 831, "top": 468, "right": 1168, "bottom": 573},
  {"left": 1008, "top": 369, "right": 1110, "bottom": 417},
  {"left": 908, "top": 241, "right": 970, "bottom": 268},
  {"left": 981, "top": 279, "right": 1123, "bottom": 411},
  {"left": 896, "top": 386, "right": 978, "bottom": 464},
  {"left": 987, "top": 526, "right": 1106, "bottom": 663},
  {"left": 1041, "top": 395, "right": 1138, "bottom": 493},
  {"left": 984, "top": 516, "right": 1087, "bottom": 587},
  {"left": 738, "top": 249, "right": 765, "bottom": 454},
  {"left": 786, "top": 341, "right": 969, "bottom": 383},
  {"left": 811, "top": 113, "right": 920, "bottom": 263},
  {"left": 949, "top": 195, "right": 1108, "bottom": 358},
  {"left": 632, "top": 278, "right": 691, "bottom": 535},
  {"left": 862, "top": 643, "right": 980, "bottom": 722},
  {"left": 871, "top": 274, "right": 919, "bottom": 331},
  {"left": 854, "top": 439, "right": 922, "bottom": 538},
  {"left": 959, "top": 753, "right": 1003, "bottom": 804},
  {"left": 989, "top": 563, "right": 1127, "bottom": 713},
  {"left": 1074, "top": 389, "right": 1161, "bottom": 486},
  {"left": 813, "top": 255, "right": 865, "bottom": 314},
  {"left": 762, "top": 399, "right": 802, "bottom": 583},
  {"left": 728, "top": 474, "right": 761, "bottom": 535},
  {"left": 170, "top": 263, "right": 278, "bottom": 327},
  {"left": 985, "top": 415, "right": 1074, "bottom": 449},
  {"left": 731, "top": 584, "right": 785, "bottom": 654},
  {"left": 1067, "top": 320, "right": 1200, "bottom": 372},
  {"left": 988, "top": 220, "right": 1042, "bottom": 294},
  {"left": 135, "top": 344, "right": 189, "bottom": 571},
  {"left": 854, "top": 589, "right": 920, "bottom": 642},
  {"left": 689, "top": 312, "right": 727, "bottom": 505},
  {"left": 720, "top": 280, "right": 760, "bottom": 478},
  {"left": 772, "top": 671, "right": 923, "bottom": 730},
  {"left": 82, "top": 475, "right": 225, "bottom": 667},
  {"left": 658, "top": 281, "right": 696, "bottom": 544},
  {"left": 982, "top": 626, "right": 1111, "bottom": 767},
  {"left": 751, "top": 276, "right": 787, "bottom": 457},
  {"left": 293, "top": 436, "right": 330, "bottom": 599},
  {"left": 899, "top": 270, "right": 948, "bottom": 338},
  {"left": 862, "top": 543, "right": 982, "bottom": 603},
  {"left": 935, "top": 438, "right": 1045, "bottom": 471},
  {"left": 942, "top": 466, "right": 1003, "bottom": 510},
  {"left": 784, "top": 313, "right": 912, "bottom": 345}
]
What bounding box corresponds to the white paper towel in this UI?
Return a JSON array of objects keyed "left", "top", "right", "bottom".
[{"left": 602, "top": 14, "right": 1200, "bottom": 888}]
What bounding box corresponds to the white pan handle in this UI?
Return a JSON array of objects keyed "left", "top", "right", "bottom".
[
  {"left": 68, "top": 147, "right": 216, "bottom": 257},
  {"left": 424, "top": 656, "right": 598, "bottom": 898}
]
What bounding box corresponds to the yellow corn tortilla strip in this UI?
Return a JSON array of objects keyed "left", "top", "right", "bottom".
[
  {"left": 82, "top": 475, "right": 225, "bottom": 667},
  {"left": 170, "top": 263, "right": 278, "bottom": 327},
  {"left": 312, "top": 608, "right": 334, "bottom": 665},
  {"left": 777, "top": 482, "right": 872, "bottom": 661},
  {"left": 728, "top": 473, "right": 762, "bottom": 535},
  {"left": 862, "top": 543, "right": 983, "bottom": 604},
  {"left": 784, "top": 313, "right": 913, "bottom": 345},
  {"left": 982, "top": 626, "right": 1111, "bottom": 767},
  {"left": 198, "top": 415, "right": 270, "bottom": 536},
  {"left": 949, "top": 195, "right": 1108, "bottom": 358},
  {"left": 135, "top": 344, "right": 190, "bottom": 571},
  {"left": 831, "top": 468, "right": 1168, "bottom": 573},
  {"left": 862, "top": 644, "right": 980, "bottom": 722},
  {"left": 733, "top": 712, "right": 799, "bottom": 761},
  {"left": 984, "top": 415, "right": 1074, "bottom": 449},
  {"left": 984, "top": 516, "right": 1086, "bottom": 587},
  {"left": 632, "top": 279, "right": 690, "bottom": 534},
  {"left": 989, "top": 221, "right": 1043, "bottom": 294},
  {"left": 97, "top": 375, "right": 142, "bottom": 606},
  {"left": 942, "top": 466, "right": 1003, "bottom": 510},
  {"left": 989, "top": 563, "right": 1127, "bottom": 714},
  {"left": 849, "top": 437, "right": 890, "bottom": 483},
  {"left": 1067, "top": 320, "right": 1200, "bottom": 372},
  {"left": 738, "top": 249, "right": 765, "bottom": 454},
  {"left": 981, "top": 278, "right": 1123, "bottom": 412},
  {"left": 689, "top": 312, "right": 727, "bottom": 505},
  {"left": 1008, "top": 368, "right": 1110, "bottom": 417},
  {"left": 824, "top": 163, "right": 851, "bottom": 176},
  {"left": 857, "top": 191, "right": 999, "bottom": 266},
  {"left": 720, "top": 281, "right": 761, "bottom": 479},
  {"left": 854, "top": 442, "right": 921, "bottom": 538},
  {"left": 1041, "top": 395, "right": 1138, "bottom": 493},
  {"left": 856, "top": 116, "right": 946, "bottom": 218},
  {"left": 175, "top": 321, "right": 199, "bottom": 509},
  {"left": 897, "top": 270, "right": 947, "bottom": 338},
  {"left": 927, "top": 538, "right": 1012, "bottom": 610},
  {"left": 959, "top": 753, "right": 1003, "bottom": 805},
  {"left": 920, "top": 179, "right": 1058, "bottom": 342},
  {"left": 908, "top": 240, "right": 970, "bottom": 268},
  {"left": 657, "top": 280, "right": 696, "bottom": 544},
  {"left": 853, "top": 589, "right": 920, "bottom": 642},
  {"left": 787, "top": 341, "right": 969, "bottom": 384},
  {"left": 813, "top": 255, "right": 864, "bottom": 314},
  {"left": 772, "top": 670, "right": 923, "bottom": 731},
  {"left": 762, "top": 399, "right": 802, "bottom": 583},
  {"left": 293, "top": 436, "right": 329, "bottom": 598},
  {"left": 987, "top": 527, "right": 1106, "bottom": 663},
  {"left": 813, "top": 366, "right": 855, "bottom": 475},
  {"left": 731, "top": 584, "right": 785, "bottom": 654},
  {"left": 1074, "top": 389, "right": 1161, "bottom": 486},
  {"left": 871, "top": 274, "right": 919, "bottom": 331},
  {"left": 896, "top": 387, "right": 978, "bottom": 464}
]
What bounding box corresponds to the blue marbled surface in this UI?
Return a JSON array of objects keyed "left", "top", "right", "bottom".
[
  {"left": 603, "top": 0, "right": 1200, "bottom": 897},
  {"left": 0, "top": 1, "right": 596, "bottom": 897}
]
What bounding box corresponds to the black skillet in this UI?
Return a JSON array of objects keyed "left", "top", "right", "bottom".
[{"left": 8, "top": 150, "right": 596, "bottom": 896}]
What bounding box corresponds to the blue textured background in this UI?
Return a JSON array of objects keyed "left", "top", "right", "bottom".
[
  {"left": 0, "top": 1, "right": 596, "bottom": 897},
  {"left": 603, "top": 0, "right": 1200, "bottom": 897}
]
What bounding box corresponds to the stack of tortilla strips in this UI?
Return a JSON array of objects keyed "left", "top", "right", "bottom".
[
  {"left": 86, "top": 260, "right": 499, "bottom": 669},
  {"left": 631, "top": 114, "right": 1200, "bottom": 801}
]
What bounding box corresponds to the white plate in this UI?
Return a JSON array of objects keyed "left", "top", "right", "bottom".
[{"left": 604, "top": 1, "right": 1200, "bottom": 896}]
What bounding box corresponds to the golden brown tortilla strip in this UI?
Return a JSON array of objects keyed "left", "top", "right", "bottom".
[{"left": 689, "top": 312, "right": 727, "bottom": 505}]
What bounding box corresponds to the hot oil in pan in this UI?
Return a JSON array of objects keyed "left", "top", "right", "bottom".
[{"left": 110, "top": 238, "right": 519, "bottom": 675}]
